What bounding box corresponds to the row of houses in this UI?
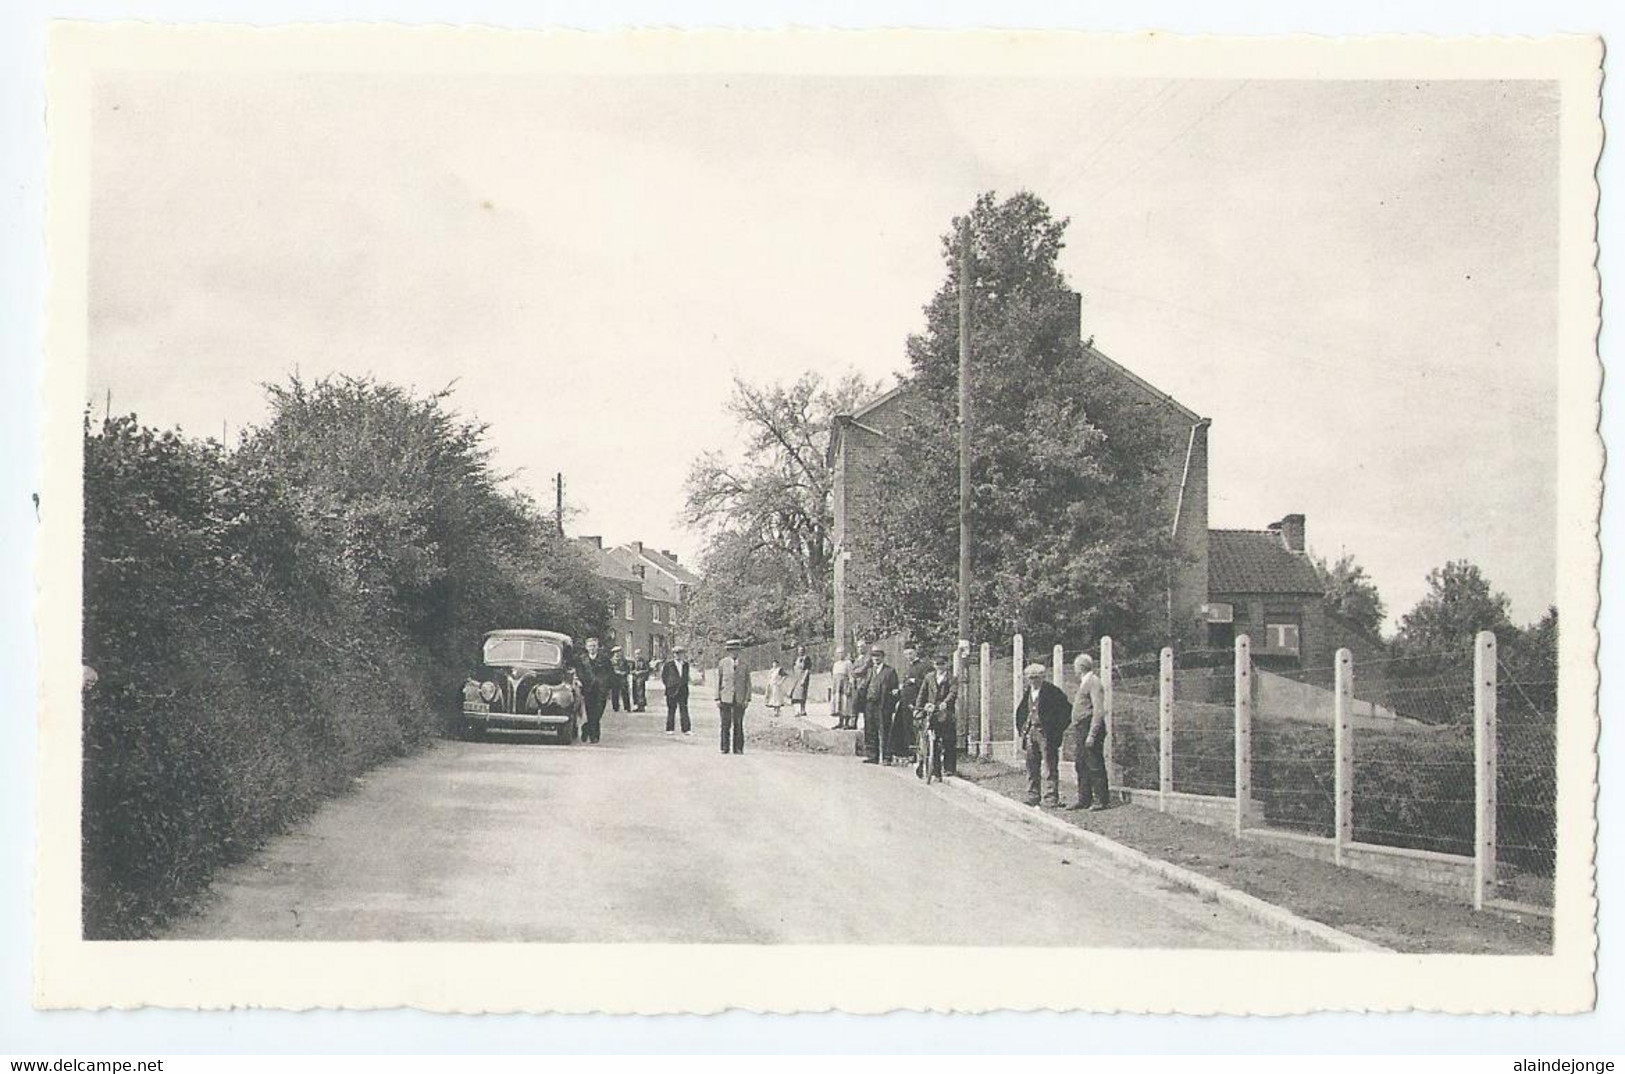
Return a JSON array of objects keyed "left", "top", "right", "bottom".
[
  {"left": 828, "top": 290, "right": 1382, "bottom": 674},
  {"left": 573, "top": 537, "right": 700, "bottom": 660}
]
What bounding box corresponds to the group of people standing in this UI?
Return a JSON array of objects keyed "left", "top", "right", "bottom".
[
  {"left": 606, "top": 646, "right": 653, "bottom": 713},
  {"left": 1016, "top": 654, "right": 1110, "bottom": 810},
  {"left": 831, "top": 642, "right": 959, "bottom": 781},
  {"left": 575, "top": 636, "right": 695, "bottom": 743},
  {"left": 763, "top": 646, "right": 814, "bottom": 718}
]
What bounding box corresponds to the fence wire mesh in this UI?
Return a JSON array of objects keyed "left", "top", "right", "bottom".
[
  {"left": 1350, "top": 655, "right": 1476, "bottom": 858},
  {"left": 1497, "top": 656, "right": 1556, "bottom": 907},
  {"left": 1249, "top": 657, "right": 1339, "bottom": 839},
  {"left": 1170, "top": 648, "right": 1237, "bottom": 798},
  {"left": 1109, "top": 653, "right": 1162, "bottom": 792}
]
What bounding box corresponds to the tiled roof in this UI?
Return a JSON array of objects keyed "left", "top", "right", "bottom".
[
  {"left": 633, "top": 546, "right": 701, "bottom": 587},
  {"left": 1208, "top": 530, "right": 1325, "bottom": 595},
  {"left": 575, "top": 539, "right": 640, "bottom": 584}
]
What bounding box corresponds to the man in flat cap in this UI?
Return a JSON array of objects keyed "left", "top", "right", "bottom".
[
  {"left": 1015, "top": 662, "right": 1071, "bottom": 807},
  {"left": 861, "top": 643, "right": 901, "bottom": 765},
  {"left": 716, "top": 639, "right": 752, "bottom": 755}
]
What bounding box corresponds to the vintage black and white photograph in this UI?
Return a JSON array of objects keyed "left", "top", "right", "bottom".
[{"left": 33, "top": 25, "right": 1601, "bottom": 1014}]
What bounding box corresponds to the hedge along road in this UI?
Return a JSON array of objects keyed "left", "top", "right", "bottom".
[{"left": 166, "top": 683, "right": 1317, "bottom": 947}]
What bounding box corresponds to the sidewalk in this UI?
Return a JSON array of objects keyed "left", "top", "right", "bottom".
[{"left": 953, "top": 757, "right": 1551, "bottom": 955}]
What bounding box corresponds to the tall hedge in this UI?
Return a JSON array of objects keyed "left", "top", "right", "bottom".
[{"left": 82, "top": 378, "right": 611, "bottom": 938}]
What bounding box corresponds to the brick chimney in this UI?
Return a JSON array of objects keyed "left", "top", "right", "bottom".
[
  {"left": 581, "top": 535, "right": 602, "bottom": 549},
  {"left": 630, "top": 540, "right": 643, "bottom": 555},
  {"left": 1061, "top": 290, "right": 1082, "bottom": 339},
  {"left": 1274, "top": 514, "right": 1306, "bottom": 553}
]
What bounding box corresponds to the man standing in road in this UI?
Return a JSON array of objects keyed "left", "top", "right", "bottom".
[
  {"left": 1070, "top": 653, "right": 1110, "bottom": 810},
  {"left": 717, "top": 639, "right": 752, "bottom": 755},
  {"left": 579, "top": 636, "right": 613, "bottom": 744},
  {"left": 661, "top": 645, "right": 692, "bottom": 736},
  {"left": 631, "top": 648, "right": 652, "bottom": 712},
  {"left": 609, "top": 646, "right": 631, "bottom": 713},
  {"left": 862, "top": 644, "right": 900, "bottom": 765},
  {"left": 1015, "top": 662, "right": 1071, "bottom": 807}
]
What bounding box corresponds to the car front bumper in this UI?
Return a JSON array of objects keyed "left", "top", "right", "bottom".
[{"left": 463, "top": 706, "right": 573, "bottom": 731}]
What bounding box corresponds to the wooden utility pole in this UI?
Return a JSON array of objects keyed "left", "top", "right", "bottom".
[
  {"left": 957, "top": 215, "right": 973, "bottom": 646},
  {"left": 555, "top": 472, "right": 565, "bottom": 535}
]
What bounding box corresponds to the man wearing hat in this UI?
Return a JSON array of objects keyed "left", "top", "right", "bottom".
[
  {"left": 661, "top": 645, "right": 693, "bottom": 735},
  {"left": 861, "top": 643, "right": 901, "bottom": 765},
  {"left": 1014, "top": 662, "right": 1071, "bottom": 806},
  {"left": 608, "top": 646, "right": 631, "bottom": 713},
  {"left": 716, "top": 639, "right": 752, "bottom": 754}
]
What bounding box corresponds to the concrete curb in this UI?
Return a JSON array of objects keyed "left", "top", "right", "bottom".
[{"left": 900, "top": 768, "right": 1392, "bottom": 953}]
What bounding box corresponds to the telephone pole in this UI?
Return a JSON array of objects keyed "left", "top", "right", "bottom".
[
  {"left": 555, "top": 472, "right": 565, "bottom": 535},
  {"left": 957, "top": 215, "right": 973, "bottom": 646}
]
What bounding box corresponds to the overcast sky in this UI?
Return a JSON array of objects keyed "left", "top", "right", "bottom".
[{"left": 87, "top": 73, "right": 1559, "bottom": 630}]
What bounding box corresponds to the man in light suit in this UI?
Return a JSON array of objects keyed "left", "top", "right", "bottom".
[
  {"left": 661, "top": 645, "right": 693, "bottom": 735},
  {"left": 717, "top": 639, "right": 752, "bottom": 755}
]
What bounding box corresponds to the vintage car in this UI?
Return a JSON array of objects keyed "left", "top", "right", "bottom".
[{"left": 459, "top": 629, "right": 584, "bottom": 743}]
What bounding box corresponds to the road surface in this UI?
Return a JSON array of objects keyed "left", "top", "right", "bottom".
[{"left": 168, "top": 686, "right": 1315, "bottom": 948}]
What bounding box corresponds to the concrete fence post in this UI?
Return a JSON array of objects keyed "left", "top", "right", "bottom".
[
  {"left": 1474, "top": 630, "right": 1499, "bottom": 911},
  {"left": 1100, "top": 636, "right": 1116, "bottom": 790},
  {"left": 1158, "top": 646, "right": 1174, "bottom": 811},
  {"left": 1234, "top": 634, "right": 1253, "bottom": 836},
  {"left": 979, "top": 642, "right": 993, "bottom": 760},
  {"left": 1053, "top": 643, "right": 1065, "bottom": 690},
  {"left": 1334, "top": 647, "right": 1354, "bottom": 866},
  {"left": 1011, "top": 633, "right": 1025, "bottom": 756}
]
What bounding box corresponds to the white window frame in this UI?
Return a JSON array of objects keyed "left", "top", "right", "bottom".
[
  {"left": 1265, "top": 622, "right": 1301, "bottom": 654},
  {"left": 623, "top": 595, "right": 634, "bottom": 621},
  {"left": 651, "top": 603, "right": 662, "bottom": 624}
]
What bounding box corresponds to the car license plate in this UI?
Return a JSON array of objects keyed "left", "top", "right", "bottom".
[{"left": 464, "top": 701, "right": 489, "bottom": 713}]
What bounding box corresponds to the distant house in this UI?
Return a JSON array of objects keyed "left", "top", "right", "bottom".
[
  {"left": 827, "top": 291, "right": 1210, "bottom": 649},
  {"left": 1206, "top": 514, "right": 1386, "bottom": 676},
  {"left": 574, "top": 536, "right": 698, "bottom": 660}
]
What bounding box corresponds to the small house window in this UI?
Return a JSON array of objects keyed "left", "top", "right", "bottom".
[
  {"left": 1265, "top": 622, "right": 1301, "bottom": 654},
  {"left": 623, "top": 595, "right": 634, "bottom": 621},
  {"left": 652, "top": 604, "right": 662, "bottom": 624}
]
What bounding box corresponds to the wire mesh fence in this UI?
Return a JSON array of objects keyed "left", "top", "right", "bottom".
[
  {"left": 1109, "top": 653, "right": 1162, "bottom": 792},
  {"left": 1350, "top": 657, "right": 1477, "bottom": 858},
  {"left": 1169, "top": 648, "right": 1237, "bottom": 798},
  {"left": 1497, "top": 656, "right": 1557, "bottom": 906},
  {"left": 1249, "top": 660, "right": 1338, "bottom": 839}
]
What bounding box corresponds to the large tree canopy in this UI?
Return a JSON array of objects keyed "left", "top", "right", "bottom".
[
  {"left": 849, "top": 191, "right": 1182, "bottom": 652},
  {"left": 1394, "top": 558, "right": 1514, "bottom": 656},
  {"left": 683, "top": 371, "right": 880, "bottom": 649}
]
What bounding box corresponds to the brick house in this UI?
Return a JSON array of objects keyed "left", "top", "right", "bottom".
[
  {"left": 574, "top": 536, "right": 697, "bottom": 660},
  {"left": 1205, "top": 514, "right": 1387, "bottom": 680},
  {"left": 828, "top": 291, "right": 1211, "bottom": 649}
]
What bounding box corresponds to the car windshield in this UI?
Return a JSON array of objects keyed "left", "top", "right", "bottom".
[{"left": 483, "top": 636, "right": 564, "bottom": 667}]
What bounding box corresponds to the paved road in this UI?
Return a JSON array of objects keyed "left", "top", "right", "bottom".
[{"left": 169, "top": 687, "right": 1315, "bottom": 948}]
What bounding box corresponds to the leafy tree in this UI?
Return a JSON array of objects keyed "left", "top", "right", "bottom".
[
  {"left": 849, "top": 191, "right": 1182, "bottom": 651},
  {"left": 1394, "top": 559, "right": 1514, "bottom": 656},
  {"left": 1313, "top": 551, "right": 1387, "bottom": 638},
  {"left": 683, "top": 371, "right": 880, "bottom": 644}
]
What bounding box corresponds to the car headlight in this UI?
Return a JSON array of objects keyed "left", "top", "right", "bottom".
[
  {"left": 479, "top": 681, "right": 498, "bottom": 702},
  {"left": 528, "top": 685, "right": 548, "bottom": 710}
]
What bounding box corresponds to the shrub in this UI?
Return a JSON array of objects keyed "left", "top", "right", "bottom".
[{"left": 81, "top": 380, "right": 612, "bottom": 938}]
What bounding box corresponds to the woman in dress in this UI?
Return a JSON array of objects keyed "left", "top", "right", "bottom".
[
  {"left": 830, "top": 647, "right": 852, "bottom": 729},
  {"left": 766, "top": 659, "right": 787, "bottom": 717},
  {"left": 789, "top": 645, "right": 813, "bottom": 717}
]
